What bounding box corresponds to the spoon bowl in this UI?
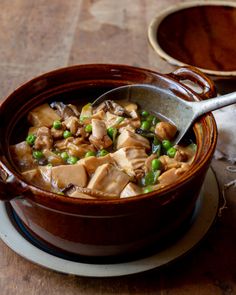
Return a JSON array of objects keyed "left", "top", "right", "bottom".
[{"left": 93, "top": 84, "right": 236, "bottom": 144}]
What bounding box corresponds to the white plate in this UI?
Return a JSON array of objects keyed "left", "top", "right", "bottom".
[{"left": 0, "top": 168, "right": 219, "bottom": 277}]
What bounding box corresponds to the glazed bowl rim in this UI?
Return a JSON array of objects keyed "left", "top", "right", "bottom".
[
  {"left": 148, "top": 0, "right": 236, "bottom": 77},
  {"left": 0, "top": 63, "right": 217, "bottom": 208}
]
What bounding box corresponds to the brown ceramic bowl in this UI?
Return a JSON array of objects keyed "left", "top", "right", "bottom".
[
  {"left": 148, "top": 1, "right": 236, "bottom": 79},
  {"left": 0, "top": 64, "right": 217, "bottom": 261}
]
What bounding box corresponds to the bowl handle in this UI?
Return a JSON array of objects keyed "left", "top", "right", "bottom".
[
  {"left": 0, "top": 164, "right": 32, "bottom": 201},
  {"left": 169, "top": 66, "right": 216, "bottom": 99}
]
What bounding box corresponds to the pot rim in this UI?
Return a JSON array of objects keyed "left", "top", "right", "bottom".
[
  {"left": 0, "top": 63, "right": 218, "bottom": 210},
  {"left": 148, "top": 0, "right": 236, "bottom": 77}
]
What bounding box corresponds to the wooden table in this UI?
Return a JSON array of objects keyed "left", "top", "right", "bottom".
[{"left": 0, "top": 1, "right": 236, "bottom": 294}]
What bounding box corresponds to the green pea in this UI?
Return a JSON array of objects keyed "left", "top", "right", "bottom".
[
  {"left": 85, "top": 151, "right": 96, "bottom": 158},
  {"left": 107, "top": 127, "right": 117, "bottom": 140},
  {"left": 167, "top": 147, "right": 177, "bottom": 158},
  {"left": 140, "top": 121, "right": 151, "bottom": 131},
  {"left": 97, "top": 149, "right": 109, "bottom": 157},
  {"left": 141, "top": 110, "right": 149, "bottom": 117},
  {"left": 63, "top": 130, "right": 72, "bottom": 139},
  {"left": 26, "top": 134, "right": 36, "bottom": 146},
  {"left": 67, "top": 156, "right": 78, "bottom": 165},
  {"left": 162, "top": 139, "right": 172, "bottom": 151},
  {"left": 143, "top": 186, "right": 153, "bottom": 194},
  {"left": 146, "top": 115, "right": 155, "bottom": 123},
  {"left": 85, "top": 124, "right": 92, "bottom": 133},
  {"left": 61, "top": 151, "right": 69, "bottom": 161},
  {"left": 53, "top": 120, "right": 62, "bottom": 130},
  {"left": 33, "top": 150, "right": 43, "bottom": 160},
  {"left": 151, "top": 159, "right": 161, "bottom": 171}
]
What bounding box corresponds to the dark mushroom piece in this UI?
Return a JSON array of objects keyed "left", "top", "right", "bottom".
[
  {"left": 50, "top": 102, "right": 80, "bottom": 120},
  {"left": 95, "top": 100, "right": 131, "bottom": 117}
]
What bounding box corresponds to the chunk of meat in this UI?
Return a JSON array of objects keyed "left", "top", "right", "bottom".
[
  {"left": 174, "top": 144, "right": 196, "bottom": 163},
  {"left": 34, "top": 127, "right": 53, "bottom": 150},
  {"left": 28, "top": 104, "right": 61, "bottom": 127},
  {"left": 120, "top": 182, "right": 142, "bottom": 198},
  {"left": 67, "top": 142, "right": 96, "bottom": 158},
  {"left": 54, "top": 137, "right": 74, "bottom": 150},
  {"left": 10, "top": 141, "right": 35, "bottom": 172},
  {"left": 22, "top": 167, "right": 51, "bottom": 190},
  {"left": 159, "top": 155, "right": 183, "bottom": 171},
  {"left": 154, "top": 122, "right": 177, "bottom": 141},
  {"left": 156, "top": 165, "right": 189, "bottom": 189},
  {"left": 63, "top": 116, "right": 81, "bottom": 135},
  {"left": 87, "top": 163, "right": 130, "bottom": 196},
  {"left": 51, "top": 164, "right": 88, "bottom": 189},
  {"left": 111, "top": 147, "right": 148, "bottom": 177},
  {"left": 50, "top": 127, "right": 64, "bottom": 139},
  {"left": 43, "top": 150, "right": 64, "bottom": 166},
  {"left": 116, "top": 130, "right": 150, "bottom": 150},
  {"left": 89, "top": 119, "right": 112, "bottom": 149},
  {"left": 78, "top": 154, "right": 114, "bottom": 174}
]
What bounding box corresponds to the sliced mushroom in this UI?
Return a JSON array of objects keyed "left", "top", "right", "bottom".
[
  {"left": 89, "top": 119, "right": 112, "bottom": 149},
  {"left": 95, "top": 100, "right": 130, "bottom": 117},
  {"left": 50, "top": 102, "right": 80, "bottom": 120}
]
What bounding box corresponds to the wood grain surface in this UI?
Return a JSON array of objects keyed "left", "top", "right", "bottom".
[{"left": 0, "top": 0, "right": 236, "bottom": 294}]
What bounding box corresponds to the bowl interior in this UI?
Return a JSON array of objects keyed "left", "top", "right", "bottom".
[
  {"left": 148, "top": 2, "right": 236, "bottom": 76},
  {"left": 0, "top": 64, "right": 217, "bottom": 211}
]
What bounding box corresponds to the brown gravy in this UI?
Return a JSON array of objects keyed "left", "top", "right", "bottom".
[{"left": 157, "top": 5, "right": 236, "bottom": 71}]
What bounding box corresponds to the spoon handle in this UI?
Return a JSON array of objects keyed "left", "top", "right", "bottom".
[{"left": 192, "top": 91, "right": 236, "bottom": 118}]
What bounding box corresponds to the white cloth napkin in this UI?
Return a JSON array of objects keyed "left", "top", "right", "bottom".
[{"left": 213, "top": 105, "right": 236, "bottom": 163}]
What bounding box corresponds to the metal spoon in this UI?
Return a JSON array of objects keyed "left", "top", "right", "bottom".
[{"left": 93, "top": 84, "right": 236, "bottom": 144}]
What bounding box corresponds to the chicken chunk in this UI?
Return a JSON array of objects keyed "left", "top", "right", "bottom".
[
  {"left": 10, "top": 141, "right": 35, "bottom": 172},
  {"left": 156, "top": 165, "right": 189, "bottom": 188},
  {"left": 87, "top": 163, "right": 130, "bottom": 196},
  {"left": 120, "top": 182, "right": 142, "bottom": 198},
  {"left": 51, "top": 164, "right": 88, "bottom": 189},
  {"left": 116, "top": 130, "right": 150, "bottom": 150},
  {"left": 154, "top": 121, "right": 177, "bottom": 141},
  {"left": 111, "top": 147, "right": 148, "bottom": 177},
  {"left": 89, "top": 119, "right": 112, "bottom": 149},
  {"left": 28, "top": 103, "right": 61, "bottom": 127},
  {"left": 34, "top": 127, "right": 53, "bottom": 150},
  {"left": 78, "top": 154, "right": 114, "bottom": 174},
  {"left": 67, "top": 142, "right": 96, "bottom": 158},
  {"left": 22, "top": 167, "right": 51, "bottom": 190},
  {"left": 63, "top": 116, "right": 81, "bottom": 135}
]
